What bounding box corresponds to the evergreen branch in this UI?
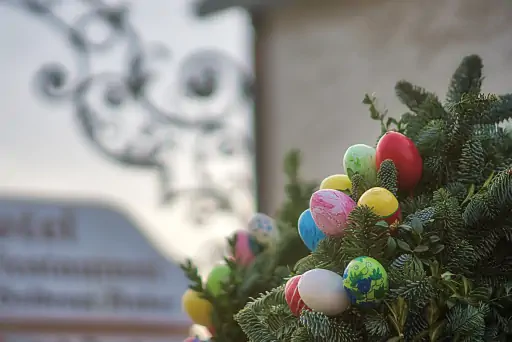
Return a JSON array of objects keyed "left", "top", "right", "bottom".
[
  {"left": 342, "top": 206, "right": 390, "bottom": 263},
  {"left": 235, "top": 306, "right": 279, "bottom": 342},
  {"left": 446, "top": 54, "right": 483, "bottom": 105},
  {"left": 350, "top": 173, "right": 367, "bottom": 202},
  {"left": 377, "top": 159, "right": 398, "bottom": 196},
  {"left": 395, "top": 80, "right": 438, "bottom": 114},
  {"left": 180, "top": 259, "right": 205, "bottom": 293},
  {"left": 446, "top": 303, "right": 488, "bottom": 339}
]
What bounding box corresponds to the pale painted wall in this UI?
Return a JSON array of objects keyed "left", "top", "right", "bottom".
[{"left": 257, "top": 0, "right": 512, "bottom": 213}]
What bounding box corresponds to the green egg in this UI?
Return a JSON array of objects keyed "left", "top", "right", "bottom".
[
  {"left": 343, "top": 144, "right": 378, "bottom": 185},
  {"left": 206, "top": 264, "right": 231, "bottom": 296},
  {"left": 342, "top": 256, "right": 388, "bottom": 306}
]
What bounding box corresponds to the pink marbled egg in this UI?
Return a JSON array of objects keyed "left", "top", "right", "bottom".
[
  {"left": 234, "top": 230, "right": 256, "bottom": 266},
  {"left": 310, "top": 189, "right": 356, "bottom": 236}
]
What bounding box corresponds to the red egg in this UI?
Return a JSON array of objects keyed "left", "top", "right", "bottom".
[
  {"left": 376, "top": 132, "right": 422, "bottom": 191},
  {"left": 384, "top": 207, "right": 402, "bottom": 225},
  {"left": 285, "top": 275, "right": 309, "bottom": 316}
]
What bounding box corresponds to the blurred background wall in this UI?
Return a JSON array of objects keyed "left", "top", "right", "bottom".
[{"left": 197, "top": 0, "right": 512, "bottom": 213}]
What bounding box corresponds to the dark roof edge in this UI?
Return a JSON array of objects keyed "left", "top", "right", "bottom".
[{"left": 194, "top": 0, "right": 291, "bottom": 17}]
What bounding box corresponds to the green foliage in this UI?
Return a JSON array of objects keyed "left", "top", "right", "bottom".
[
  {"left": 275, "top": 150, "right": 318, "bottom": 267},
  {"left": 378, "top": 159, "right": 399, "bottom": 196},
  {"left": 181, "top": 150, "right": 316, "bottom": 342},
  {"left": 235, "top": 55, "right": 512, "bottom": 341}
]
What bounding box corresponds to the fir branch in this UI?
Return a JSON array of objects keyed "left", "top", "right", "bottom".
[
  {"left": 395, "top": 80, "right": 438, "bottom": 114},
  {"left": 446, "top": 303, "right": 488, "bottom": 340},
  {"left": 363, "top": 311, "right": 390, "bottom": 338},
  {"left": 342, "top": 206, "right": 390, "bottom": 263},
  {"left": 484, "top": 93, "right": 512, "bottom": 124},
  {"left": 377, "top": 159, "right": 398, "bottom": 196},
  {"left": 312, "top": 237, "right": 348, "bottom": 274},
  {"left": 446, "top": 54, "right": 483, "bottom": 105},
  {"left": 294, "top": 254, "right": 319, "bottom": 275},
  {"left": 180, "top": 259, "right": 205, "bottom": 293},
  {"left": 235, "top": 307, "right": 279, "bottom": 342}
]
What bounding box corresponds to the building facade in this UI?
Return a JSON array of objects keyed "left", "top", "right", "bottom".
[
  {"left": 197, "top": 0, "right": 512, "bottom": 213},
  {"left": 0, "top": 196, "right": 191, "bottom": 342}
]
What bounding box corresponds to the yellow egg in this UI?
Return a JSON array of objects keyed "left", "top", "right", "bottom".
[
  {"left": 320, "top": 174, "right": 352, "bottom": 193},
  {"left": 182, "top": 289, "right": 213, "bottom": 326},
  {"left": 358, "top": 187, "right": 399, "bottom": 217}
]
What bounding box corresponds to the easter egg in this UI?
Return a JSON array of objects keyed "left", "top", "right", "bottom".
[
  {"left": 285, "top": 275, "right": 309, "bottom": 316},
  {"left": 376, "top": 131, "right": 422, "bottom": 191},
  {"left": 248, "top": 213, "right": 279, "bottom": 245},
  {"left": 234, "top": 230, "right": 258, "bottom": 266},
  {"left": 298, "top": 269, "right": 350, "bottom": 316},
  {"left": 343, "top": 144, "right": 378, "bottom": 185},
  {"left": 358, "top": 187, "right": 400, "bottom": 224},
  {"left": 298, "top": 209, "right": 326, "bottom": 251},
  {"left": 320, "top": 174, "right": 352, "bottom": 194},
  {"left": 206, "top": 264, "right": 231, "bottom": 296},
  {"left": 182, "top": 289, "right": 213, "bottom": 326},
  {"left": 184, "top": 337, "right": 201, "bottom": 342},
  {"left": 342, "top": 256, "right": 388, "bottom": 306},
  {"left": 310, "top": 189, "right": 357, "bottom": 236}
]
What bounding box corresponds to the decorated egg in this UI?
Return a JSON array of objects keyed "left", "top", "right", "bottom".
[
  {"left": 310, "top": 189, "right": 357, "bottom": 236},
  {"left": 234, "top": 230, "right": 259, "bottom": 266},
  {"left": 206, "top": 264, "right": 231, "bottom": 296},
  {"left": 342, "top": 256, "right": 388, "bottom": 306},
  {"left": 248, "top": 213, "right": 279, "bottom": 245},
  {"left": 184, "top": 337, "right": 201, "bottom": 342},
  {"left": 298, "top": 209, "right": 326, "bottom": 251},
  {"left": 358, "top": 187, "right": 401, "bottom": 224},
  {"left": 376, "top": 131, "right": 422, "bottom": 191},
  {"left": 320, "top": 174, "right": 352, "bottom": 194},
  {"left": 343, "top": 144, "right": 378, "bottom": 185},
  {"left": 182, "top": 289, "right": 213, "bottom": 327},
  {"left": 298, "top": 268, "right": 350, "bottom": 316},
  {"left": 285, "top": 275, "right": 309, "bottom": 316}
]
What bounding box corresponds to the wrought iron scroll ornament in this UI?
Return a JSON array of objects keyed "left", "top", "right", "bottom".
[{"left": 2, "top": 0, "right": 254, "bottom": 225}]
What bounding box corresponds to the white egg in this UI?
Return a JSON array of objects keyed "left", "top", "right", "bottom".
[
  {"left": 298, "top": 268, "right": 350, "bottom": 316},
  {"left": 247, "top": 213, "right": 279, "bottom": 244}
]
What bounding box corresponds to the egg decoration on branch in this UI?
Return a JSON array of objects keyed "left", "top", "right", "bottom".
[
  {"left": 285, "top": 275, "right": 309, "bottom": 316},
  {"left": 342, "top": 256, "right": 388, "bottom": 307},
  {"left": 182, "top": 289, "right": 213, "bottom": 327},
  {"left": 248, "top": 213, "right": 279, "bottom": 245},
  {"left": 233, "top": 230, "right": 259, "bottom": 266},
  {"left": 310, "top": 189, "right": 356, "bottom": 236},
  {"left": 298, "top": 268, "right": 350, "bottom": 316},
  {"left": 343, "top": 144, "right": 378, "bottom": 185},
  {"left": 376, "top": 131, "right": 423, "bottom": 191},
  {"left": 358, "top": 187, "right": 401, "bottom": 224},
  {"left": 206, "top": 264, "right": 231, "bottom": 297},
  {"left": 298, "top": 208, "right": 326, "bottom": 251},
  {"left": 184, "top": 337, "right": 202, "bottom": 342},
  {"left": 320, "top": 174, "right": 352, "bottom": 195}
]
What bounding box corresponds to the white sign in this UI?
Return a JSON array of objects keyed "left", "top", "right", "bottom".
[
  {"left": 3, "top": 333, "right": 188, "bottom": 342},
  {"left": 0, "top": 197, "right": 191, "bottom": 325}
]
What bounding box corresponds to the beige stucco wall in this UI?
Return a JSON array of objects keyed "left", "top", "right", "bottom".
[{"left": 256, "top": 0, "right": 512, "bottom": 213}]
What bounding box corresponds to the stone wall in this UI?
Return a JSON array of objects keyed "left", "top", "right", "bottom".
[{"left": 256, "top": 0, "right": 512, "bottom": 213}]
